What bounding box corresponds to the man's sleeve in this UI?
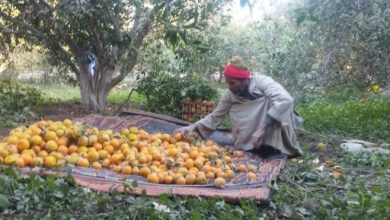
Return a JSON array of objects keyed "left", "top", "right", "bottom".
[
  {"left": 192, "top": 90, "right": 232, "bottom": 138},
  {"left": 256, "top": 76, "right": 294, "bottom": 125}
]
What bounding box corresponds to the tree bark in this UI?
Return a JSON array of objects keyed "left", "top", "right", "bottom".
[
  {"left": 78, "top": 62, "right": 112, "bottom": 111},
  {"left": 77, "top": 7, "right": 156, "bottom": 112}
]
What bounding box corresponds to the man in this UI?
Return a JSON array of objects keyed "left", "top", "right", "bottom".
[{"left": 176, "top": 57, "right": 303, "bottom": 157}]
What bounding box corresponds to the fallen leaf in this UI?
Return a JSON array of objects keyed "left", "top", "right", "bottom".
[
  {"left": 332, "top": 165, "right": 342, "bottom": 171},
  {"left": 152, "top": 202, "right": 171, "bottom": 213},
  {"left": 315, "top": 165, "right": 324, "bottom": 171},
  {"left": 325, "top": 159, "right": 336, "bottom": 166},
  {"left": 329, "top": 171, "right": 342, "bottom": 179}
]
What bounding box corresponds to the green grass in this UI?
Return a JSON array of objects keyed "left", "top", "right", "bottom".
[
  {"left": 24, "top": 82, "right": 145, "bottom": 105},
  {"left": 298, "top": 94, "right": 390, "bottom": 144},
  {"left": 108, "top": 89, "right": 145, "bottom": 106},
  {"left": 37, "top": 83, "right": 81, "bottom": 101},
  {"left": 294, "top": 89, "right": 365, "bottom": 106}
]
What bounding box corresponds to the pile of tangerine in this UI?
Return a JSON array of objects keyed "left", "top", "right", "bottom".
[{"left": 0, "top": 119, "right": 258, "bottom": 188}]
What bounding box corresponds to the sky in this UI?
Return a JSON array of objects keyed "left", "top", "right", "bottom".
[{"left": 227, "top": 0, "right": 291, "bottom": 25}]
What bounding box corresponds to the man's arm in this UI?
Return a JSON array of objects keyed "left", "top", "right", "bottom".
[
  {"left": 250, "top": 76, "right": 293, "bottom": 148},
  {"left": 250, "top": 115, "right": 278, "bottom": 149},
  {"left": 175, "top": 91, "right": 232, "bottom": 138}
]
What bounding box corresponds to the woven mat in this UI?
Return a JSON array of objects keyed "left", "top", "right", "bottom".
[{"left": 24, "top": 112, "right": 287, "bottom": 201}]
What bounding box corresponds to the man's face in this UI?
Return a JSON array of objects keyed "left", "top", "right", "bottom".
[{"left": 225, "top": 76, "right": 248, "bottom": 95}]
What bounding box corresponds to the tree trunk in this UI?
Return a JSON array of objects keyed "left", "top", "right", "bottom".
[{"left": 78, "top": 63, "right": 112, "bottom": 111}]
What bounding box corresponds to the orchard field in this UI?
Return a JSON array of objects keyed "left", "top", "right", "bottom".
[{"left": 1, "top": 0, "right": 390, "bottom": 219}]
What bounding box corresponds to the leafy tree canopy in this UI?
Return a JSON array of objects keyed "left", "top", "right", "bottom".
[{"left": 0, "top": 0, "right": 229, "bottom": 110}]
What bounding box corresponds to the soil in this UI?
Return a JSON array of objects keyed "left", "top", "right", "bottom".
[{"left": 0, "top": 127, "right": 9, "bottom": 139}]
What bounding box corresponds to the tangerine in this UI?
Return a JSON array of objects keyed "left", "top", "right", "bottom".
[
  {"left": 214, "top": 177, "right": 225, "bottom": 188},
  {"left": 44, "top": 156, "right": 57, "bottom": 167},
  {"left": 77, "top": 158, "right": 89, "bottom": 167},
  {"left": 92, "top": 161, "right": 102, "bottom": 169},
  {"left": 147, "top": 172, "right": 160, "bottom": 184},
  {"left": 45, "top": 140, "right": 58, "bottom": 152},
  {"left": 122, "top": 165, "right": 132, "bottom": 175},
  {"left": 17, "top": 138, "right": 30, "bottom": 152}
]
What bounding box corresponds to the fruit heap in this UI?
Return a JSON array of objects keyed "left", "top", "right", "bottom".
[
  {"left": 0, "top": 119, "right": 257, "bottom": 188},
  {"left": 181, "top": 98, "right": 215, "bottom": 122}
]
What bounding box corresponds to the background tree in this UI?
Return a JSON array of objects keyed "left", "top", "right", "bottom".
[
  {"left": 135, "top": 15, "right": 227, "bottom": 116},
  {"left": 283, "top": 0, "right": 390, "bottom": 91},
  {"left": 221, "top": 0, "right": 390, "bottom": 95},
  {"left": 0, "top": 0, "right": 228, "bottom": 111}
]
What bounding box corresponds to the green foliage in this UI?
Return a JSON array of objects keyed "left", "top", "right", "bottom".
[
  {"left": 0, "top": 0, "right": 230, "bottom": 110},
  {"left": 270, "top": 143, "right": 390, "bottom": 219},
  {"left": 190, "top": 0, "right": 390, "bottom": 95},
  {"left": 298, "top": 95, "right": 390, "bottom": 143},
  {"left": 136, "top": 71, "right": 193, "bottom": 117},
  {"left": 282, "top": 0, "right": 390, "bottom": 91},
  {"left": 0, "top": 167, "right": 261, "bottom": 219},
  {"left": 295, "top": 89, "right": 365, "bottom": 106},
  {"left": 269, "top": 93, "right": 390, "bottom": 218},
  {"left": 342, "top": 152, "right": 390, "bottom": 168},
  {"left": 136, "top": 65, "right": 219, "bottom": 116},
  {"left": 0, "top": 79, "right": 45, "bottom": 127},
  {"left": 136, "top": 34, "right": 223, "bottom": 116},
  {"left": 184, "top": 83, "right": 219, "bottom": 101}
]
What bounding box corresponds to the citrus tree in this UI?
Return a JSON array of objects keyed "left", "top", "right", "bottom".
[
  {"left": 0, "top": 0, "right": 229, "bottom": 111},
  {"left": 291, "top": 0, "right": 390, "bottom": 89}
]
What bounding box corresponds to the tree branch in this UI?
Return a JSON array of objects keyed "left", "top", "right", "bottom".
[
  {"left": 0, "top": 6, "right": 80, "bottom": 76},
  {"left": 0, "top": 10, "right": 49, "bottom": 41},
  {"left": 108, "top": 7, "right": 157, "bottom": 90}
]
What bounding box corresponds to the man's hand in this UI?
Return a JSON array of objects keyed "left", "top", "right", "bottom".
[
  {"left": 174, "top": 125, "right": 196, "bottom": 136},
  {"left": 250, "top": 127, "right": 268, "bottom": 149}
]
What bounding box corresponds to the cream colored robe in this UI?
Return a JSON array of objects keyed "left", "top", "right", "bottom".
[{"left": 191, "top": 75, "right": 303, "bottom": 156}]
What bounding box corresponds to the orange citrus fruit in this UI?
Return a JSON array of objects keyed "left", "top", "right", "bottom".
[
  {"left": 21, "top": 153, "right": 33, "bottom": 166},
  {"left": 185, "top": 173, "right": 196, "bottom": 185},
  {"left": 44, "top": 131, "right": 57, "bottom": 141},
  {"left": 122, "top": 165, "right": 132, "bottom": 175},
  {"left": 77, "top": 158, "right": 89, "bottom": 167},
  {"left": 147, "top": 172, "right": 160, "bottom": 183},
  {"left": 247, "top": 172, "right": 257, "bottom": 181},
  {"left": 45, "top": 140, "right": 58, "bottom": 152},
  {"left": 87, "top": 150, "right": 99, "bottom": 162},
  {"left": 44, "top": 156, "right": 57, "bottom": 167},
  {"left": 214, "top": 177, "right": 225, "bottom": 188},
  {"left": 92, "top": 161, "right": 102, "bottom": 169},
  {"left": 4, "top": 155, "right": 16, "bottom": 165},
  {"left": 31, "top": 157, "right": 44, "bottom": 166},
  {"left": 15, "top": 157, "right": 25, "bottom": 168},
  {"left": 57, "top": 145, "right": 69, "bottom": 155},
  {"left": 17, "top": 138, "right": 30, "bottom": 152},
  {"left": 30, "top": 135, "right": 43, "bottom": 146},
  {"left": 139, "top": 167, "right": 151, "bottom": 177},
  {"left": 175, "top": 176, "right": 186, "bottom": 185}
]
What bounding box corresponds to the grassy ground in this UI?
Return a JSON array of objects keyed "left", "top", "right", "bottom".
[
  {"left": 1, "top": 82, "right": 389, "bottom": 219},
  {"left": 28, "top": 82, "right": 144, "bottom": 104}
]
